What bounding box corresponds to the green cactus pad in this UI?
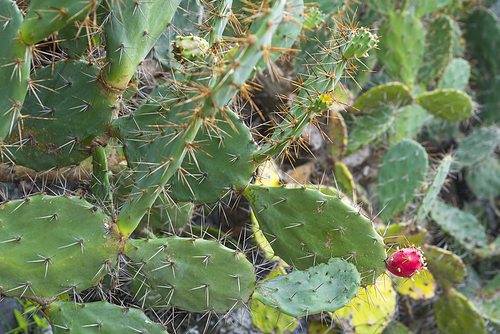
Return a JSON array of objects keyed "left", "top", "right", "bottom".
[
  {"left": 19, "top": 0, "right": 101, "bottom": 45},
  {"left": 112, "top": 83, "right": 204, "bottom": 236},
  {"left": 141, "top": 195, "right": 194, "bottom": 231},
  {"left": 465, "top": 9, "right": 500, "bottom": 75},
  {"left": 244, "top": 184, "right": 387, "bottom": 285},
  {"left": 450, "top": 19, "right": 465, "bottom": 57},
  {"left": 91, "top": 146, "right": 112, "bottom": 204},
  {"left": 7, "top": 60, "right": 116, "bottom": 170},
  {"left": 453, "top": 126, "right": 500, "bottom": 168},
  {"left": 415, "top": 154, "right": 452, "bottom": 223},
  {"left": 0, "top": 195, "right": 118, "bottom": 299},
  {"left": 413, "top": 0, "right": 454, "bottom": 17},
  {"left": 46, "top": 301, "right": 166, "bottom": 333},
  {"left": 254, "top": 258, "right": 360, "bottom": 317},
  {"left": 430, "top": 201, "right": 488, "bottom": 255},
  {"left": 346, "top": 107, "right": 396, "bottom": 155},
  {"left": 249, "top": 262, "right": 297, "bottom": 332},
  {"left": 418, "top": 15, "right": 453, "bottom": 85},
  {"left": 200, "top": 0, "right": 287, "bottom": 118},
  {"left": 378, "top": 139, "right": 429, "bottom": 220},
  {"left": 423, "top": 244, "right": 466, "bottom": 289},
  {"left": 483, "top": 272, "right": 500, "bottom": 297},
  {"left": 102, "top": 0, "right": 182, "bottom": 90},
  {"left": 334, "top": 275, "right": 396, "bottom": 334},
  {"left": 437, "top": 58, "right": 471, "bottom": 91},
  {"left": 416, "top": 89, "right": 474, "bottom": 121},
  {"left": 388, "top": 104, "right": 428, "bottom": 145},
  {"left": 0, "top": 0, "right": 30, "bottom": 141},
  {"left": 57, "top": 16, "right": 102, "bottom": 58},
  {"left": 254, "top": 0, "right": 304, "bottom": 72},
  {"left": 466, "top": 157, "right": 500, "bottom": 198},
  {"left": 353, "top": 82, "right": 412, "bottom": 112},
  {"left": 365, "top": 0, "right": 394, "bottom": 15},
  {"left": 434, "top": 288, "right": 487, "bottom": 334},
  {"left": 125, "top": 237, "right": 255, "bottom": 313},
  {"left": 421, "top": 116, "right": 458, "bottom": 142},
  {"left": 129, "top": 274, "right": 163, "bottom": 310},
  {"left": 256, "top": 25, "right": 378, "bottom": 163},
  {"left": 169, "top": 108, "right": 257, "bottom": 203},
  {"left": 381, "top": 321, "right": 414, "bottom": 334},
  {"left": 377, "top": 11, "right": 425, "bottom": 85}
]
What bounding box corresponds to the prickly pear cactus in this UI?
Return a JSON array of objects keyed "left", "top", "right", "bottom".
[
  {"left": 125, "top": 237, "right": 255, "bottom": 313},
  {"left": 435, "top": 288, "right": 487, "bottom": 334},
  {"left": 245, "top": 184, "right": 387, "bottom": 284},
  {"left": 254, "top": 258, "right": 360, "bottom": 317},
  {"left": 378, "top": 139, "right": 429, "bottom": 220},
  {"left": 3, "top": 0, "right": 500, "bottom": 332},
  {"left": 46, "top": 300, "right": 167, "bottom": 333},
  {"left": 0, "top": 195, "right": 119, "bottom": 300},
  {"left": 376, "top": 11, "right": 425, "bottom": 85}
]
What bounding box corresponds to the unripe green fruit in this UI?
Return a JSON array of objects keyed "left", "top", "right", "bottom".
[{"left": 171, "top": 35, "right": 210, "bottom": 62}]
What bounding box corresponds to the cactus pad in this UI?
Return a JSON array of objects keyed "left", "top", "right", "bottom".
[
  {"left": 346, "top": 107, "right": 396, "bottom": 155},
  {"left": 395, "top": 271, "right": 436, "bottom": 300},
  {"left": 418, "top": 15, "right": 453, "bottom": 84},
  {"left": 169, "top": 108, "right": 257, "bottom": 203},
  {"left": 328, "top": 108, "right": 348, "bottom": 160},
  {"left": 378, "top": 139, "right": 429, "bottom": 220},
  {"left": 466, "top": 156, "right": 500, "bottom": 198},
  {"left": 383, "top": 223, "right": 427, "bottom": 247},
  {"left": 434, "top": 288, "right": 487, "bottom": 334},
  {"left": 46, "top": 301, "right": 166, "bottom": 333},
  {"left": 0, "top": 195, "right": 118, "bottom": 299},
  {"left": 250, "top": 300, "right": 298, "bottom": 333},
  {"left": 415, "top": 154, "right": 452, "bottom": 223},
  {"left": 353, "top": 82, "right": 412, "bottom": 111},
  {"left": 381, "top": 321, "right": 414, "bottom": 334},
  {"left": 102, "top": 0, "right": 182, "bottom": 90},
  {"left": 244, "top": 184, "right": 387, "bottom": 285},
  {"left": 416, "top": 89, "right": 474, "bottom": 121},
  {"left": 389, "top": 104, "right": 428, "bottom": 145},
  {"left": 141, "top": 195, "right": 194, "bottom": 231},
  {"left": 126, "top": 237, "right": 255, "bottom": 313},
  {"left": 413, "top": 0, "right": 454, "bottom": 17},
  {"left": 334, "top": 275, "right": 396, "bottom": 334},
  {"left": 0, "top": 0, "right": 30, "bottom": 141},
  {"left": 377, "top": 12, "right": 425, "bottom": 85},
  {"left": 423, "top": 244, "right": 466, "bottom": 289},
  {"left": 465, "top": 8, "right": 500, "bottom": 75},
  {"left": 365, "top": 0, "right": 394, "bottom": 15},
  {"left": 8, "top": 60, "right": 115, "bottom": 170},
  {"left": 437, "top": 58, "right": 471, "bottom": 91},
  {"left": 254, "top": 258, "right": 360, "bottom": 317},
  {"left": 19, "top": 0, "right": 100, "bottom": 45},
  {"left": 453, "top": 126, "right": 500, "bottom": 168},
  {"left": 430, "top": 201, "right": 488, "bottom": 255}
]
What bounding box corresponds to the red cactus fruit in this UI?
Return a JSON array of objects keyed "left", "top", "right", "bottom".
[{"left": 385, "top": 247, "right": 425, "bottom": 278}]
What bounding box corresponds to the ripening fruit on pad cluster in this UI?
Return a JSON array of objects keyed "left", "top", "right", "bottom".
[{"left": 385, "top": 247, "right": 425, "bottom": 278}]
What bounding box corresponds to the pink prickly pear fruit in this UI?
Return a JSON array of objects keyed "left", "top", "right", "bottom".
[{"left": 385, "top": 247, "right": 425, "bottom": 278}]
